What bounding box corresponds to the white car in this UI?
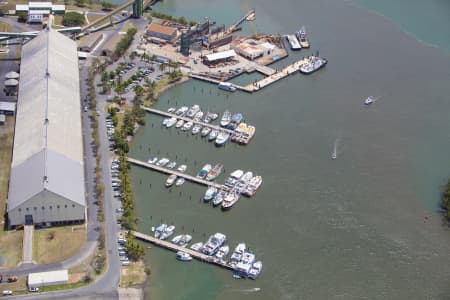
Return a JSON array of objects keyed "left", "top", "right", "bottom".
[
  {"left": 28, "top": 287, "right": 39, "bottom": 292},
  {"left": 2, "top": 290, "right": 13, "bottom": 296}
]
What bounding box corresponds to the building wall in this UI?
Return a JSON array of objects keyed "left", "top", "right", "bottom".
[
  {"left": 8, "top": 190, "right": 85, "bottom": 226},
  {"left": 147, "top": 30, "right": 176, "bottom": 41}
]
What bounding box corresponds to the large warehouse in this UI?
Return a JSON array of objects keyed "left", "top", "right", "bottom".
[{"left": 7, "top": 28, "right": 86, "bottom": 227}]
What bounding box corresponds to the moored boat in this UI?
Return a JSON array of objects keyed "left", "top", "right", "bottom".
[
  {"left": 186, "top": 105, "right": 200, "bottom": 118},
  {"left": 220, "top": 110, "right": 232, "bottom": 127},
  {"left": 154, "top": 224, "right": 167, "bottom": 239},
  {"left": 197, "top": 164, "right": 212, "bottom": 179},
  {"left": 175, "top": 106, "right": 188, "bottom": 116},
  {"left": 212, "top": 190, "right": 226, "bottom": 206},
  {"left": 234, "top": 252, "right": 256, "bottom": 276},
  {"left": 193, "top": 111, "right": 204, "bottom": 121},
  {"left": 230, "top": 243, "right": 246, "bottom": 262},
  {"left": 248, "top": 261, "right": 263, "bottom": 279},
  {"left": 167, "top": 161, "right": 177, "bottom": 169},
  {"left": 218, "top": 82, "right": 236, "bottom": 92},
  {"left": 178, "top": 234, "right": 192, "bottom": 247},
  {"left": 167, "top": 107, "right": 176, "bottom": 113},
  {"left": 156, "top": 158, "right": 170, "bottom": 167},
  {"left": 182, "top": 121, "right": 194, "bottom": 131},
  {"left": 147, "top": 157, "right": 158, "bottom": 164},
  {"left": 202, "top": 232, "right": 227, "bottom": 256},
  {"left": 190, "top": 242, "right": 203, "bottom": 251},
  {"left": 204, "top": 187, "right": 218, "bottom": 202},
  {"left": 206, "top": 164, "right": 223, "bottom": 181},
  {"left": 175, "top": 119, "right": 184, "bottom": 128},
  {"left": 215, "top": 245, "right": 230, "bottom": 260},
  {"left": 160, "top": 225, "right": 176, "bottom": 240},
  {"left": 201, "top": 126, "right": 212, "bottom": 137},
  {"left": 177, "top": 164, "right": 187, "bottom": 172},
  {"left": 221, "top": 191, "right": 240, "bottom": 210},
  {"left": 192, "top": 124, "right": 202, "bottom": 135},
  {"left": 165, "top": 174, "right": 177, "bottom": 187},
  {"left": 175, "top": 177, "right": 185, "bottom": 186},
  {"left": 208, "top": 129, "right": 219, "bottom": 141},
  {"left": 296, "top": 26, "right": 310, "bottom": 48},
  {"left": 171, "top": 235, "right": 183, "bottom": 244},
  {"left": 165, "top": 117, "right": 177, "bottom": 128},
  {"left": 176, "top": 251, "right": 192, "bottom": 262},
  {"left": 215, "top": 132, "right": 230, "bottom": 146},
  {"left": 299, "top": 55, "right": 327, "bottom": 74}
]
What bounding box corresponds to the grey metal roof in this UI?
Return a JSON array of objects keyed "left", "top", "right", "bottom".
[
  {"left": 0, "top": 101, "right": 16, "bottom": 111},
  {"left": 4, "top": 79, "right": 19, "bottom": 86},
  {"left": 7, "top": 28, "right": 85, "bottom": 211},
  {"left": 5, "top": 71, "right": 19, "bottom": 79}
]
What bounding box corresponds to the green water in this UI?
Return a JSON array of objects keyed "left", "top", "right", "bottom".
[{"left": 128, "top": 0, "right": 450, "bottom": 299}]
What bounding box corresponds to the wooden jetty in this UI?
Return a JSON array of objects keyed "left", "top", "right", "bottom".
[
  {"left": 127, "top": 157, "right": 225, "bottom": 190},
  {"left": 227, "top": 8, "right": 256, "bottom": 33},
  {"left": 189, "top": 74, "right": 253, "bottom": 93},
  {"left": 142, "top": 106, "right": 237, "bottom": 135},
  {"left": 132, "top": 231, "right": 234, "bottom": 270}
]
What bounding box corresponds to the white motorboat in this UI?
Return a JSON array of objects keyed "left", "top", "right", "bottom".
[
  {"left": 201, "top": 127, "right": 211, "bottom": 137},
  {"left": 190, "top": 242, "right": 203, "bottom": 251},
  {"left": 215, "top": 245, "right": 230, "bottom": 260},
  {"left": 248, "top": 261, "right": 263, "bottom": 279},
  {"left": 165, "top": 174, "right": 177, "bottom": 187},
  {"left": 208, "top": 130, "right": 219, "bottom": 141},
  {"left": 218, "top": 82, "right": 237, "bottom": 92},
  {"left": 156, "top": 158, "right": 170, "bottom": 167},
  {"left": 175, "top": 106, "right": 188, "bottom": 116},
  {"left": 186, "top": 105, "right": 200, "bottom": 118},
  {"left": 178, "top": 234, "right": 192, "bottom": 247},
  {"left": 212, "top": 190, "right": 226, "bottom": 206},
  {"left": 154, "top": 224, "right": 168, "bottom": 239},
  {"left": 160, "top": 225, "right": 176, "bottom": 240},
  {"left": 240, "top": 171, "right": 254, "bottom": 183},
  {"left": 215, "top": 132, "right": 230, "bottom": 146},
  {"left": 204, "top": 187, "right": 218, "bottom": 202},
  {"left": 175, "top": 177, "right": 185, "bottom": 186},
  {"left": 182, "top": 121, "right": 194, "bottom": 131},
  {"left": 175, "top": 119, "right": 184, "bottom": 128},
  {"left": 177, "top": 165, "right": 187, "bottom": 172},
  {"left": 364, "top": 96, "right": 375, "bottom": 105},
  {"left": 162, "top": 118, "right": 170, "bottom": 126},
  {"left": 230, "top": 243, "right": 246, "bottom": 262},
  {"left": 234, "top": 252, "right": 256, "bottom": 276},
  {"left": 220, "top": 110, "right": 232, "bottom": 127},
  {"left": 167, "top": 161, "right": 177, "bottom": 169},
  {"left": 230, "top": 169, "right": 244, "bottom": 179},
  {"left": 193, "top": 111, "right": 204, "bottom": 121},
  {"left": 147, "top": 157, "right": 157, "bottom": 164},
  {"left": 192, "top": 124, "right": 202, "bottom": 135},
  {"left": 176, "top": 251, "right": 192, "bottom": 262},
  {"left": 202, "top": 233, "right": 227, "bottom": 256},
  {"left": 172, "top": 235, "right": 183, "bottom": 244},
  {"left": 167, "top": 107, "right": 176, "bottom": 113}
]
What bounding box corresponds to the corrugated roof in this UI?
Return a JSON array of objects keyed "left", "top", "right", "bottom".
[
  {"left": 147, "top": 23, "right": 177, "bottom": 36},
  {"left": 205, "top": 50, "right": 236, "bottom": 61},
  {"left": 28, "top": 270, "right": 68, "bottom": 286},
  {"left": 7, "top": 28, "right": 85, "bottom": 211},
  {"left": 78, "top": 32, "right": 102, "bottom": 49},
  {"left": 28, "top": 2, "right": 52, "bottom": 8},
  {"left": 15, "top": 4, "right": 29, "bottom": 10},
  {"left": 0, "top": 101, "right": 16, "bottom": 111}
]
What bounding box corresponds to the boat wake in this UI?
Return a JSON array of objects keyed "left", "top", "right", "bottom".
[
  {"left": 232, "top": 287, "right": 261, "bottom": 293},
  {"left": 332, "top": 136, "right": 340, "bottom": 160}
]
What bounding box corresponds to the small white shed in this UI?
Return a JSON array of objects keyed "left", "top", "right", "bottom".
[{"left": 28, "top": 270, "right": 69, "bottom": 288}]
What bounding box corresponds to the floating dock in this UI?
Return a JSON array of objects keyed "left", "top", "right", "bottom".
[
  {"left": 127, "top": 157, "right": 225, "bottom": 190},
  {"left": 132, "top": 231, "right": 234, "bottom": 270}
]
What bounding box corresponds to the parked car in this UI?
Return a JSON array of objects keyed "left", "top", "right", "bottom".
[
  {"left": 2, "top": 290, "right": 12, "bottom": 296},
  {"left": 28, "top": 287, "right": 39, "bottom": 292}
]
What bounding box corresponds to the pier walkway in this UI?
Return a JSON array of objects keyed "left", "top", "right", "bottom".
[
  {"left": 189, "top": 74, "right": 252, "bottom": 92},
  {"left": 127, "top": 157, "right": 225, "bottom": 189},
  {"left": 227, "top": 8, "right": 255, "bottom": 33},
  {"left": 132, "top": 231, "right": 234, "bottom": 270},
  {"left": 142, "top": 106, "right": 236, "bottom": 134},
  {"left": 247, "top": 63, "right": 276, "bottom": 76}
]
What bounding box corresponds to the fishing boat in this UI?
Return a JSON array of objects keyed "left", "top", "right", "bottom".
[
  {"left": 215, "top": 132, "right": 230, "bottom": 146},
  {"left": 175, "top": 177, "right": 185, "bottom": 186},
  {"left": 286, "top": 34, "right": 301, "bottom": 50},
  {"left": 176, "top": 251, "right": 192, "bottom": 262},
  {"left": 165, "top": 174, "right": 177, "bottom": 187},
  {"left": 221, "top": 192, "right": 240, "bottom": 210},
  {"left": 364, "top": 96, "right": 375, "bottom": 105},
  {"left": 218, "top": 82, "right": 236, "bottom": 92},
  {"left": 212, "top": 190, "right": 226, "bottom": 206},
  {"left": 192, "top": 124, "right": 202, "bottom": 135},
  {"left": 206, "top": 164, "right": 223, "bottom": 181},
  {"left": 220, "top": 110, "right": 232, "bottom": 127},
  {"left": 201, "top": 127, "right": 212, "bottom": 137},
  {"left": 167, "top": 161, "right": 177, "bottom": 169},
  {"left": 197, "top": 164, "right": 212, "bottom": 179},
  {"left": 208, "top": 130, "right": 219, "bottom": 141},
  {"left": 154, "top": 224, "right": 168, "bottom": 239},
  {"left": 147, "top": 157, "right": 158, "bottom": 164},
  {"left": 248, "top": 261, "right": 263, "bottom": 279},
  {"left": 177, "top": 165, "right": 187, "bottom": 172},
  {"left": 296, "top": 26, "right": 310, "bottom": 48},
  {"left": 182, "top": 121, "right": 194, "bottom": 131},
  {"left": 175, "top": 119, "right": 184, "bottom": 128},
  {"left": 204, "top": 187, "right": 218, "bottom": 202},
  {"left": 186, "top": 105, "right": 200, "bottom": 118},
  {"left": 299, "top": 54, "right": 327, "bottom": 74},
  {"left": 215, "top": 245, "right": 230, "bottom": 260},
  {"left": 190, "top": 242, "right": 203, "bottom": 251}
]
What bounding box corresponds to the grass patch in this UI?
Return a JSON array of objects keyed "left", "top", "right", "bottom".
[
  {"left": 120, "top": 260, "right": 146, "bottom": 288},
  {"left": 0, "top": 21, "right": 12, "bottom": 32},
  {"left": 38, "top": 280, "right": 87, "bottom": 292},
  {"left": 0, "top": 230, "right": 23, "bottom": 268},
  {"left": 33, "top": 226, "right": 86, "bottom": 264},
  {"left": 0, "top": 277, "right": 26, "bottom": 292},
  {"left": 52, "top": 15, "right": 64, "bottom": 27}
]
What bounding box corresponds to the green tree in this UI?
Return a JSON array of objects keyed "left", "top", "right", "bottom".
[
  {"left": 101, "top": 1, "right": 116, "bottom": 10},
  {"left": 178, "top": 16, "right": 187, "bottom": 25},
  {"left": 17, "top": 12, "right": 27, "bottom": 22},
  {"left": 75, "top": 0, "right": 87, "bottom": 6},
  {"left": 62, "top": 12, "right": 85, "bottom": 26}
]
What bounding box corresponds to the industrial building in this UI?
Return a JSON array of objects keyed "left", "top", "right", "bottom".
[
  {"left": 146, "top": 23, "right": 178, "bottom": 43},
  {"left": 77, "top": 32, "right": 103, "bottom": 52},
  {"left": 233, "top": 39, "right": 275, "bottom": 60},
  {"left": 0, "top": 101, "right": 16, "bottom": 115},
  {"left": 7, "top": 27, "right": 86, "bottom": 228},
  {"left": 28, "top": 270, "right": 69, "bottom": 288},
  {"left": 101, "top": 34, "right": 121, "bottom": 57},
  {"left": 16, "top": 2, "right": 65, "bottom": 23},
  {"left": 0, "top": 114, "right": 5, "bottom": 125},
  {"left": 203, "top": 49, "right": 237, "bottom": 65}
]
